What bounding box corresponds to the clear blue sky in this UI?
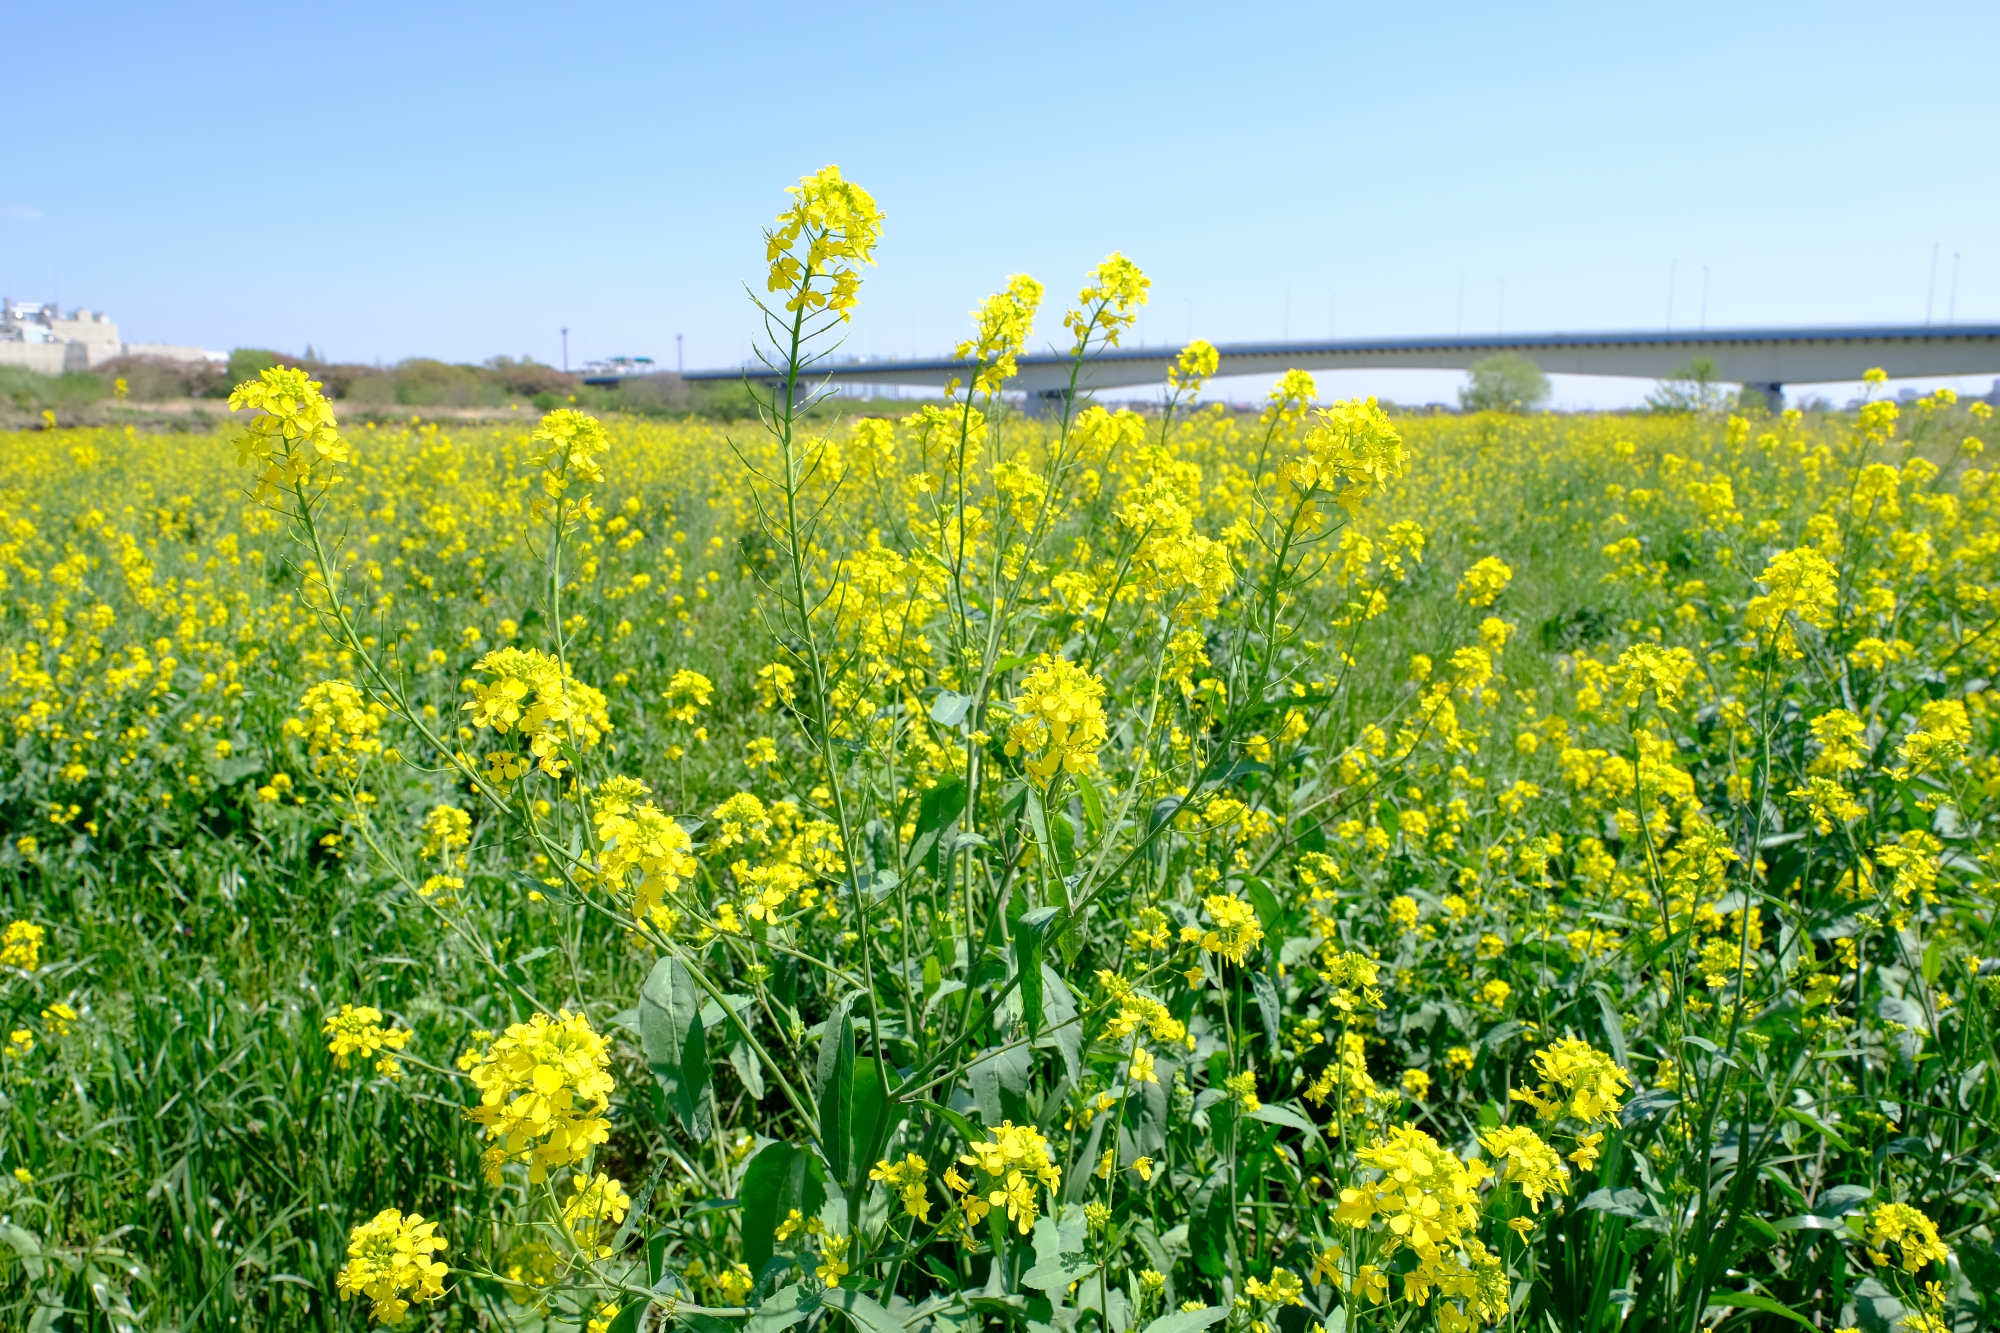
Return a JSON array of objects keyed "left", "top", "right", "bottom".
[{"left": 6, "top": 1, "right": 1996, "bottom": 407}]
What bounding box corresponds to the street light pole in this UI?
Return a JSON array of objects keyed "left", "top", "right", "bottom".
[
  {"left": 677, "top": 334, "right": 683, "bottom": 374},
  {"left": 561, "top": 328, "right": 569, "bottom": 372}
]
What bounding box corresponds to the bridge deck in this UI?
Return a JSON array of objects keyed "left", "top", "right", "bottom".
[{"left": 640, "top": 324, "right": 2000, "bottom": 397}]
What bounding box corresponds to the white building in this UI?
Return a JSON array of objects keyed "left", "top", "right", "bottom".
[{"left": 0, "top": 299, "right": 224, "bottom": 374}]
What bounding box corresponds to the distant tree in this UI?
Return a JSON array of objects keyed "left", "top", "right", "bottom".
[
  {"left": 1459, "top": 352, "right": 1550, "bottom": 413},
  {"left": 226, "top": 348, "right": 284, "bottom": 384},
  {"left": 1645, "top": 356, "right": 1728, "bottom": 414}
]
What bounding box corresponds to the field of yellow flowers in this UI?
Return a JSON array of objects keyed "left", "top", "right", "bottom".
[{"left": 1, "top": 169, "right": 1997, "bottom": 1333}]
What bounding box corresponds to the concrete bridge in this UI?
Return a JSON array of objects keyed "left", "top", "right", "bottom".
[{"left": 658, "top": 323, "right": 2000, "bottom": 408}]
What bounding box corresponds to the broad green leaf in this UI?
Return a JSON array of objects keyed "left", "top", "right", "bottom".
[
  {"left": 969, "top": 1043, "right": 1031, "bottom": 1127},
  {"left": 1243, "top": 879, "right": 1281, "bottom": 936},
  {"left": 1247, "top": 1101, "right": 1322, "bottom": 1145},
  {"left": 929, "top": 691, "right": 973, "bottom": 729},
  {"left": 1250, "top": 971, "right": 1281, "bottom": 1047},
  {"left": 841, "top": 1058, "right": 903, "bottom": 1198},
  {"left": 1189, "top": 1185, "right": 1230, "bottom": 1277},
  {"left": 1772, "top": 1214, "right": 1845, "bottom": 1232},
  {"left": 739, "top": 1142, "right": 821, "bottom": 1278},
  {"left": 823, "top": 1288, "right": 906, "bottom": 1333},
  {"left": 745, "top": 1283, "right": 818, "bottom": 1333},
  {"left": 607, "top": 1300, "right": 650, "bottom": 1333},
  {"left": 1121, "top": 1055, "right": 1174, "bottom": 1158},
  {"left": 1591, "top": 982, "right": 1628, "bottom": 1071},
  {"left": 640, "top": 956, "right": 711, "bottom": 1136},
  {"left": 1016, "top": 905, "right": 1061, "bottom": 1037},
  {"left": 1075, "top": 773, "right": 1107, "bottom": 836},
  {"left": 1811, "top": 1183, "right": 1872, "bottom": 1216},
  {"left": 914, "top": 1099, "right": 983, "bottom": 1149},
  {"left": 818, "top": 1005, "right": 857, "bottom": 1185},
  {"left": 1022, "top": 1206, "right": 1096, "bottom": 1295},
  {"left": 1141, "top": 1306, "right": 1228, "bottom": 1333},
  {"left": 1038, "top": 962, "right": 1081, "bottom": 1083},
  {"left": 1705, "top": 1292, "right": 1815, "bottom": 1329},
  {"left": 908, "top": 776, "right": 968, "bottom": 871}
]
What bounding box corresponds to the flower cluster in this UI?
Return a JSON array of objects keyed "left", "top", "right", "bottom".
[
  {"left": 1477, "top": 1124, "right": 1569, "bottom": 1210},
  {"left": 947, "top": 1122, "right": 1062, "bottom": 1235},
  {"left": 869, "top": 1153, "right": 933, "bottom": 1222},
  {"left": 1192, "top": 893, "right": 1265, "bottom": 965},
  {"left": 462, "top": 647, "right": 611, "bottom": 777},
  {"left": 1509, "top": 1038, "right": 1629, "bottom": 1125},
  {"left": 285, "top": 681, "right": 387, "bottom": 781},
  {"left": 955, "top": 274, "right": 1043, "bottom": 396},
  {"left": 1284, "top": 399, "right": 1408, "bottom": 518},
  {"left": 336, "top": 1208, "right": 448, "bottom": 1327},
  {"left": 462, "top": 1010, "right": 615, "bottom": 1184},
  {"left": 1004, "top": 654, "right": 1109, "bottom": 783},
  {"left": 1864, "top": 1202, "right": 1950, "bottom": 1272},
  {"left": 590, "top": 776, "right": 699, "bottom": 929},
  {"left": 561, "top": 1171, "right": 632, "bottom": 1257},
  {"left": 1455, "top": 556, "right": 1513, "bottom": 607},
  {"left": 323, "top": 1004, "right": 413, "bottom": 1079},
  {"left": 663, "top": 668, "right": 714, "bottom": 724},
  {"left": 0, "top": 921, "right": 44, "bottom": 971},
  {"left": 765, "top": 165, "right": 883, "bottom": 320},
  {"left": 1064, "top": 252, "right": 1151, "bottom": 353},
  {"left": 1338, "top": 1125, "right": 1507, "bottom": 1325},
  {"left": 228, "top": 365, "right": 350, "bottom": 503},
  {"left": 527, "top": 409, "right": 609, "bottom": 501},
  {"left": 1168, "top": 339, "right": 1220, "bottom": 396},
  {"left": 1744, "top": 546, "right": 1839, "bottom": 657}
]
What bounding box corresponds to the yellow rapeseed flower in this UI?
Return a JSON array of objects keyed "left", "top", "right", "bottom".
[
  {"left": 461, "top": 1009, "right": 615, "bottom": 1184},
  {"left": 228, "top": 365, "right": 350, "bottom": 503},
  {"left": 336, "top": 1208, "right": 448, "bottom": 1326},
  {"left": 1510, "top": 1037, "right": 1629, "bottom": 1125},
  {"left": 323, "top": 1004, "right": 413, "bottom": 1078},
  {"left": 1005, "top": 654, "right": 1109, "bottom": 783},
  {"left": 766, "top": 166, "right": 883, "bottom": 321},
  {"left": 0, "top": 921, "right": 45, "bottom": 971},
  {"left": 1865, "top": 1202, "right": 1950, "bottom": 1272}
]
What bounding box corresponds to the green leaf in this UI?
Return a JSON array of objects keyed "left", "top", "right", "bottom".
[
  {"left": 1076, "top": 773, "right": 1107, "bottom": 837},
  {"left": 640, "top": 956, "right": 711, "bottom": 1136},
  {"left": 908, "top": 777, "right": 968, "bottom": 871},
  {"left": 823, "top": 1288, "right": 906, "bottom": 1333},
  {"left": 929, "top": 691, "right": 973, "bottom": 729},
  {"left": 1038, "top": 962, "right": 1081, "bottom": 1084},
  {"left": 841, "top": 1058, "right": 902, "bottom": 1198},
  {"left": 683, "top": 1314, "right": 746, "bottom": 1333},
  {"left": 745, "top": 1283, "right": 818, "bottom": 1333},
  {"left": 914, "top": 1098, "right": 983, "bottom": 1150},
  {"left": 1016, "top": 906, "right": 1061, "bottom": 1038},
  {"left": 970, "top": 1044, "right": 1031, "bottom": 1127},
  {"left": 1772, "top": 1214, "right": 1845, "bottom": 1232},
  {"left": 818, "top": 1004, "right": 857, "bottom": 1186},
  {"left": 1705, "top": 1292, "right": 1816, "bottom": 1329},
  {"left": 607, "top": 1299, "right": 650, "bottom": 1333},
  {"left": 1025, "top": 787, "right": 1055, "bottom": 868},
  {"left": 1812, "top": 1183, "right": 1873, "bottom": 1216},
  {"left": 1247, "top": 1102, "right": 1321, "bottom": 1145},
  {"left": 0, "top": 1223, "right": 44, "bottom": 1280},
  {"left": 1189, "top": 1186, "right": 1230, "bottom": 1277},
  {"left": 1023, "top": 1206, "right": 1097, "bottom": 1296},
  {"left": 1121, "top": 1056, "right": 1173, "bottom": 1158},
  {"left": 1250, "top": 971, "right": 1282, "bottom": 1048},
  {"left": 739, "top": 1142, "right": 822, "bottom": 1278},
  {"left": 1591, "top": 982, "right": 1628, "bottom": 1071},
  {"left": 1141, "top": 1306, "right": 1228, "bottom": 1333},
  {"left": 1243, "top": 879, "right": 1282, "bottom": 936}
]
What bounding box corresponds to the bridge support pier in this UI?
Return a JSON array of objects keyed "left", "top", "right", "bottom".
[
  {"left": 1022, "top": 387, "right": 1072, "bottom": 419},
  {"left": 1747, "top": 382, "right": 1784, "bottom": 413}
]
